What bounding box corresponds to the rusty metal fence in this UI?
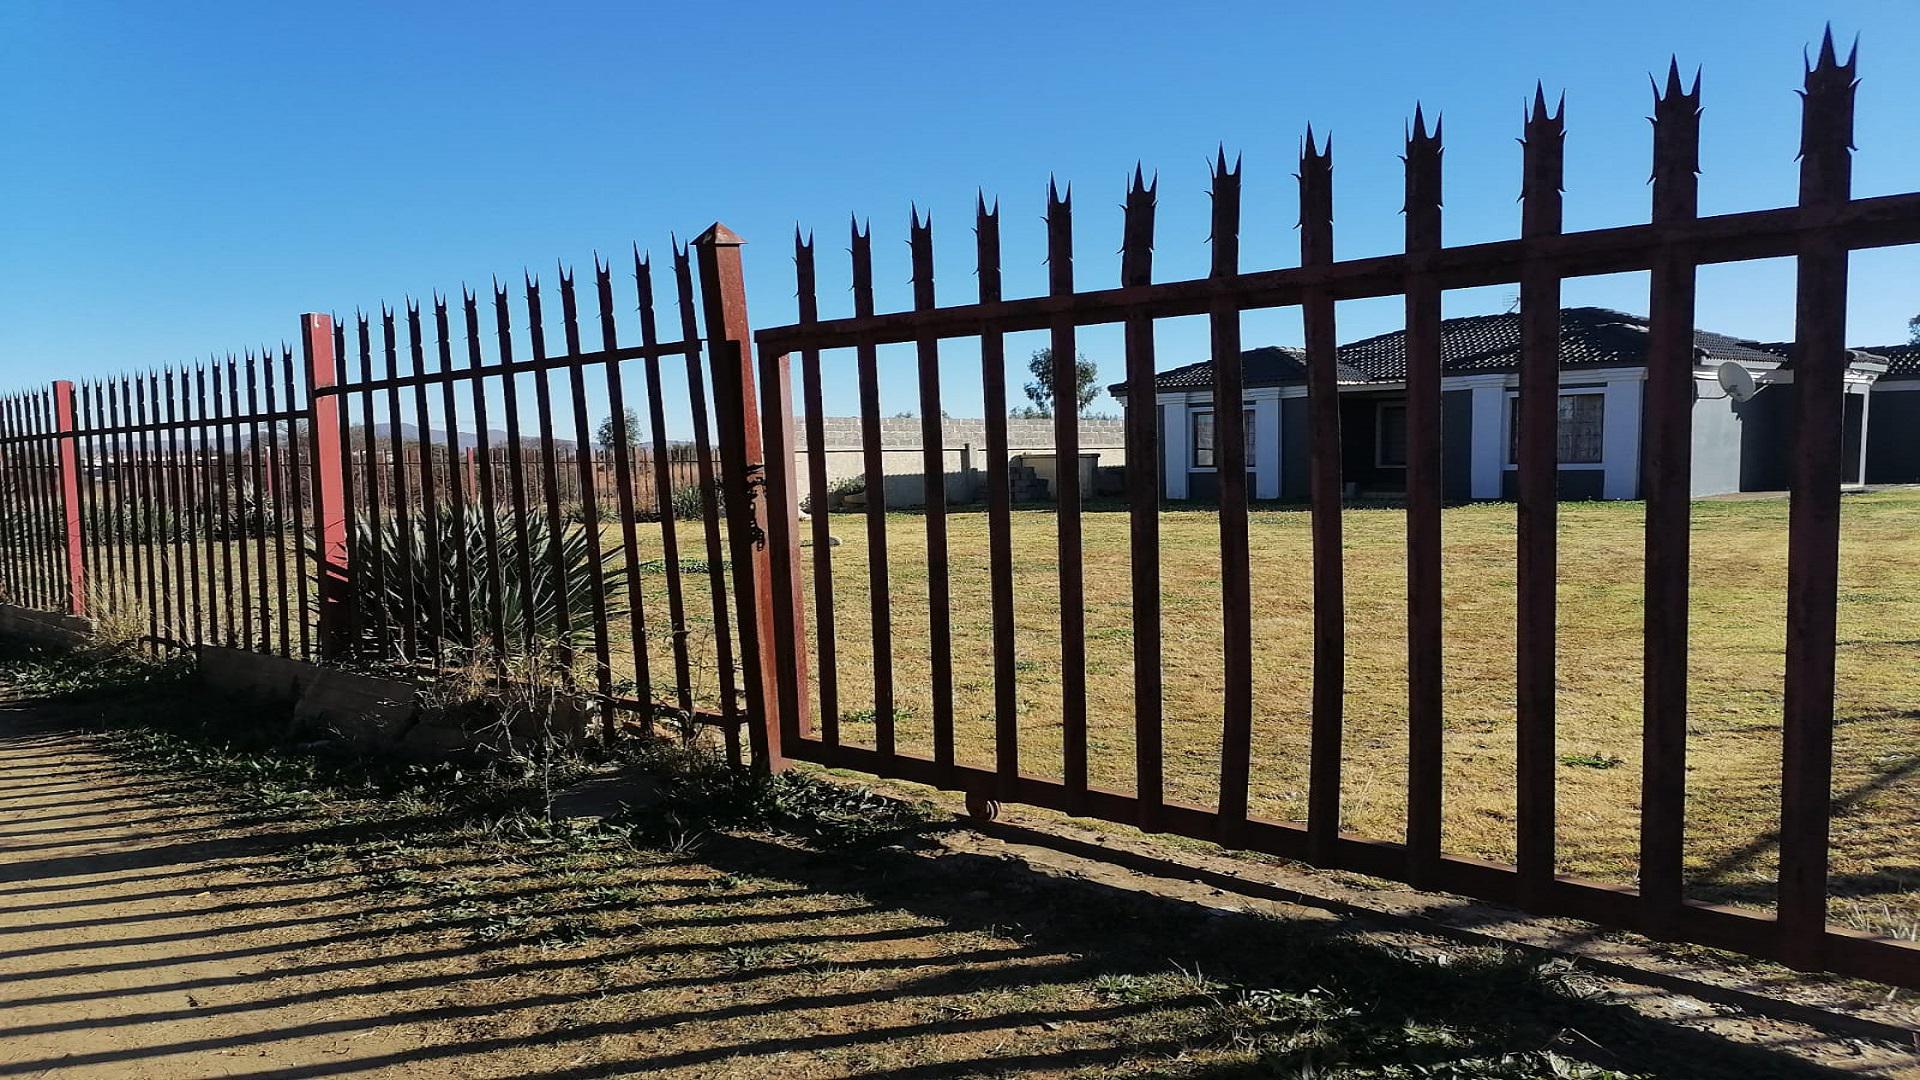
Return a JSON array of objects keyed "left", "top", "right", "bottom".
[
  {"left": 0, "top": 32, "right": 1916, "bottom": 990},
  {"left": 0, "top": 232, "right": 759, "bottom": 758},
  {"left": 748, "top": 38, "right": 1920, "bottom": 988}
]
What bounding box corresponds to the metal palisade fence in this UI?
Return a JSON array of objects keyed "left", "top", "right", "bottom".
[
  {"left": 748, "top": 34, "right": 1920, "bottom": 987},
  {"left": 0, "top": 32, "right": 1915, "bottom": 989}
]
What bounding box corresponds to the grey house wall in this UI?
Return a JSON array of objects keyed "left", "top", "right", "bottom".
[
  {"left": 1690, "top": 387, "right": 1746, "bottom": 497},
  {"left": 1867, "top": 381, "right": 1920, "bottom": 483}
]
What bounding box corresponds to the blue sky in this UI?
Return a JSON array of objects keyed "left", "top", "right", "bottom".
[{"left": 4, "top": 1, "right": 1918, "bottom": 436}]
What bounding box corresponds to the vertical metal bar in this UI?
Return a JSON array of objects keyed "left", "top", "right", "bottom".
[
  {"left": 179, "top": 370, "right": 204, "bottom": 646},
  {"left": 1404, "top": 107, "right": 1446, "bottom": 885},
  {"left": 692, "top": 228, "right": 783, "bottom": 770},
  {"left": 676, "top": 243, "right": 743, "bottom": 764},
  {"left": 637, "top": 254, "right": 695, "bottom": 722},
  {"left": 496, "top": 284, "right": 537, "bottom": 654},
  {"left": 435, "top": 297, "right": 468, "bottom": 654},
  {"left": 283, "top": 345, "right": 312, "bottom": 660},
  {"left": 111, "top": 383, "right": 135, "bottom": 623},
  {"left": 850, "top": 219, "right": 895, "bottom": 759},
  {"left": 797, "top": 231, "right": 839, "bottom": 748},
  {"left": 246, "top": 353, "right": 270, "bottom": 650},
  {"left": 1211, "top": 153, "right": 1255, "bottom": 837},
  {"left": 383, "top": 309, "right": 416, "bottom": 660},
  {"left": 977, "top": 196, "right": 1019, "bottom": 796},
  {"left": 229, "top": 358, "right": 253, "bottom": 652},
  {"left": 1048, "top": 181, "right": 1089, "bottom": 807},
  {"left": 164, "top": 369, "right": 189, "bottom": 642},
  {"left": 910, "top": 209, "right": 956, "bottom": 776},
  {"left": 266, "top": 347, "right": 292, "bottom": 656},
  {"left": 561, "top": 268, "right": 615, "bottom": 736},
  {"left": 751, "top": 263, "right": 812, "bottom": 757},
  {"left": 1780, "top": 31, "right": 1856, "bottom": 966},
  {"left": 596, "top": 259, "right": 650, "bottom": 727},
  {"left": 78, "top": 383, "right": 104, "bottom": 620},
  {"left": 196, "top": 367, "right": 219, "bottom": 647},
  {"left": 357, "top": 317, "right": 388, "bottom": 656},
  {"left": 526, "top": 276, "right": 576, "bottom": 671},
  {"left": 1302, "top": 134, "right": 1346, "bottom": 862},
  {"left": 408, "top": 302, "right": 442, "bottom": 663},
  {"left": 134, "top": 377, "right": 160, "bottom": 648},
  {"left": 1516, "top": 86, "right": 1566, "bottom": 906},
  {"left": 465, "top": 290, "right": 509, "bottom": 659},
  {"left": 51, "top": 381, "right": 84, "bottom": 617},
  {"left": 212, "top": 363, "right": 236, "bottom": 644},
  {"left": 302, "top": 314, "right": 352, "bottom": 660},
  {"left": 334, "top": 318, "right": 359, "bottom": 656},
  {"left": 1122, "top": 167, "right": 1164, "bottom": 828},
  {"left": 1, "top": 397, "right": 21, "bottom": 606},
  {"left": 1641, "top": 62, "right": 1702, "bottom": 931}
]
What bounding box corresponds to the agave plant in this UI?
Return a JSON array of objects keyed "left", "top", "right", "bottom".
[{"left": 347, "top": 506, "right": 628, "bottom": 658}]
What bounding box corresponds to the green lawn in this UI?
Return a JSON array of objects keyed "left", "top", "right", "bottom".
[
  {"left": 48, "top": 488, "right": 1920, "bottom": 941},
  {"left": 783, "top": 490, "right": 1920, "bottom": 940}
]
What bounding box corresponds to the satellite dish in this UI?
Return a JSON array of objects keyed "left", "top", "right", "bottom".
[{"left": 1716, "top": 361, "right": 1760, "bottom": 402}]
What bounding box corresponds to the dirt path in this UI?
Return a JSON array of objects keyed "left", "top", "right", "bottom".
[
  {"left": 0, "top": 705, "right": 447, "bottom": 1078},
  {"left": 4, "top": 691, "right": 1919, "bottom": 1079}
]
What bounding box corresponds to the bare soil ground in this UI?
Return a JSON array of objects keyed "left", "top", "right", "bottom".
[{"left": 3, "top": 687, "right": 1918, "bottom": 1079}]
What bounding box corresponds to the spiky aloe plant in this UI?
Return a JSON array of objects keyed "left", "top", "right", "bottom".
[{"left": 347, "top": 506, "right": 628, "bottom": 659}]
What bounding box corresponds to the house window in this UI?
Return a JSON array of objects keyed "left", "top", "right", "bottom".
[
  {"left": 1508, "top": 392, "right": 1604, "bottom": 465},
  {"left": 1191, "top": 407, "right": 1255, "bottom": 470},
  {"left": 1377, "top": 403, "right": 1409, "bottom": 467}
]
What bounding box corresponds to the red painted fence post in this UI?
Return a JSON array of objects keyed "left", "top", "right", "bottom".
[
  {"left": 300, "top": 314, "right": 353, "bottom": 659},
  {"left": 693, "top": 223, "right": 794, "bottom": 774},
  {"left": 51, "top": 380, "right": 85, "bottom": 617}
]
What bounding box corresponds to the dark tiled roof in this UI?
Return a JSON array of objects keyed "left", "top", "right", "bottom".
[
  {"left": 1117, "top": 307, "right": 1792, "bottom": 396},
  {"left": 1854, "top": 344, "right": 1920, "bottom": 378},
  {"left": 1134, "top": 345, "right": 1373, "bottom": 393}
]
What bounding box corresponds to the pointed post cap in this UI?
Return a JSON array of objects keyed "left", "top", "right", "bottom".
[{"left": 692, "top": 222, "right": 745, "bottom": 247}]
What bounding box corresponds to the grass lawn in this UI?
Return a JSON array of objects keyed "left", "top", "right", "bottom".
[
  {"left": 764, "top": 489, "right": 1920, "bottom": 940},
  {"left": 57, "top": 488, "right": 1920, "bottom": 941}
]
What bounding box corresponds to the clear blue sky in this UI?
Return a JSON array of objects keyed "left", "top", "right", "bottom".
[{"left": 4, "top": 1, "right": 1918, "bottom": 436}]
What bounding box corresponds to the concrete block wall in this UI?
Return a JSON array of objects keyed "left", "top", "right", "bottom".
[{"left": 794, "top": 416, "right": 1128, "bottom": 508}]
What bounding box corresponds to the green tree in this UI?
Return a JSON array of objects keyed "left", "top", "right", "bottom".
[
  {"left": 1907, "top": 312, "right": 1920, "bottom": 344},
  {"left": 596, "top": 407, "right": 640, "bottom": 451},
  {"left": 1022, "top": 347, "right": 1100, "bottom": 418}
]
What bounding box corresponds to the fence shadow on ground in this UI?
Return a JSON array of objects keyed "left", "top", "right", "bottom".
[{"left": 1, "top": 704, "right": 1902, "bottom": 1079}]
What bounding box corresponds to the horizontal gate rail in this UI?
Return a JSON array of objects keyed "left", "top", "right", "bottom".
[{"left": 751, "top": 30, "right": 1920, "bottom": 989}]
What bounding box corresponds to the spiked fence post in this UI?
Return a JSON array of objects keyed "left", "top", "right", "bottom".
[
  {"left": 1516, "top": 84, "right": 1566, "bottom": 910},
  {"left": 51, "top": 380, "right": 84, "bottom": 617},
  {"left": 1641, "top": 59, "right": 1702, "bottom": 935},
  {"left": 1780, "top": 27, "right": 1856, "bottom": 970},
  {"left": 1299, "top": 131, "right": 1345, "bottom": 866},
  {"left": 693, "top": 223, "right": 786, "bottom": 774},
  {"left": 1403, "top": 106, "right": 1445, "bottom": 887},
  {"left": 301, "top": 313, "right": 352, "bottom": 660}
]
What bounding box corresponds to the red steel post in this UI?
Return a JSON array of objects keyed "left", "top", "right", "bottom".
[
  {"left": 693, "top": 223, "right": 787, "bottom": 773},
  {"left": 301, "top": 314, "right": 352, "bottom": 659},
  {"left": 51, "top": 380, "right": 85, "bottom": 617}
]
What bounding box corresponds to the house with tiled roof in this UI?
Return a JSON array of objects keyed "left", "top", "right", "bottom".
[{"left": 1111, "top": 307, "right": 1887, "bottom": 501}]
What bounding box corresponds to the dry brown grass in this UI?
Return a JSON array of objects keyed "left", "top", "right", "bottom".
[{"left": 776, "top": 489, "right": 1920, "bottom": 939}]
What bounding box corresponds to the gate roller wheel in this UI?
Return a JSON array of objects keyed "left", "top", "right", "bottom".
[{"left": 964, "top": 792, "right": 1002, "bottom": 822}]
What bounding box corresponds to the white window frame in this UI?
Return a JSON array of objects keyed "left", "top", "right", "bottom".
[
  {"left": 1189, "top": 405, "right": 1257, "bottom": 472},
  {"left": 1502, "top": 387, "right": 1607, "bottom": 471},
  {"left": 1375, "top": 400, "right": 1409, "bottom": 469}
]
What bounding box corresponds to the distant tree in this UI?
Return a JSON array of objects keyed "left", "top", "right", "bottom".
[
  {"left": 1908, "top": 312, "right": 1920, "bottom": 344},
  {"left": 596, "top": 407, "right": 640, "bottom": 451},
  {"left": 1022, "top": 347, "right": 1099, "bottom": 418}
]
